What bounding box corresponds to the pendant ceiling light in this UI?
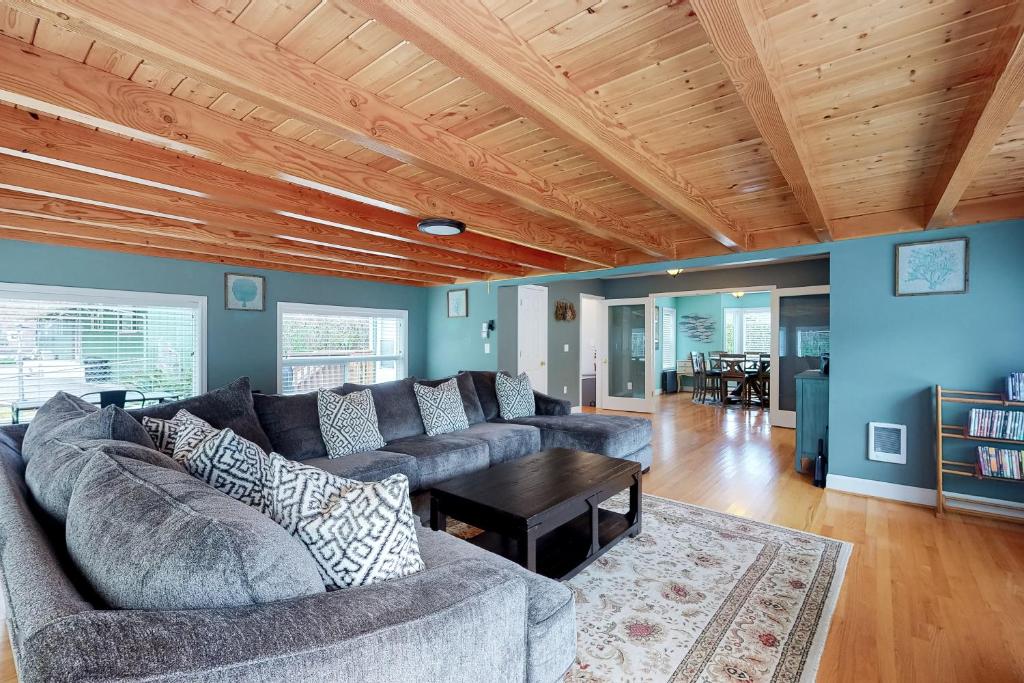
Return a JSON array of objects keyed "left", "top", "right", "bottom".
[{"left": 417, "top": 218, "right": 466, "bottom": 236}]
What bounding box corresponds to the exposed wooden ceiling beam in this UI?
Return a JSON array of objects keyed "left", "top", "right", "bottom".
[
  {"left": 9, "top": 0, "right": 675, "bottom": 258},
  {"left": 0, "top": 36, "right": 625, "bottom": 270},
  {"left": 0, "top": 216, "right": 436, "bottom": 286},
  {"left": 0, "top": 153, "right": 535, "bottom": 278},
  {"left": 923, "top": 1, "right": 1024, "bottom": 228},
  {"left": 0, "top": 104, "right": 565, "bottom": 275},
  {"left": 0, "top": 190, "right": 484, "bottom": 281},
  {"left": 350, "top": 0, "right": 745, "bottom": 251},
  {"left": 691, "top": 0, "right": 833, "bottom": 242}
]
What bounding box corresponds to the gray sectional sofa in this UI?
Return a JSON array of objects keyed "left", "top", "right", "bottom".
[{"left": 0, "top": 371, "right": 652, "bottom": 682}]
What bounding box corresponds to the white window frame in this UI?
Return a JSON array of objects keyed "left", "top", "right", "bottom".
[
  {"left": 276, "top": 302, "right": 409, "bottom": 394},
  {"left": 0, "top": 281, "right": 208, "bottom": 395},
  {"left": 724, "top": 306, "right": 770, "bottom": 354}
]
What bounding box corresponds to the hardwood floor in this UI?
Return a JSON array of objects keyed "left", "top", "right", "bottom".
[
  {"left": 593, "top": 394, "right": 1024, "bottom": 682},
  {"left": 1, "top": 394, "right": 1021, "bottom": 681}
]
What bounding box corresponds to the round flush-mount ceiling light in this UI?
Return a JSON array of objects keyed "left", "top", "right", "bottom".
[{"left": 417, "top": 218, "right": 466, "bottom": 236}]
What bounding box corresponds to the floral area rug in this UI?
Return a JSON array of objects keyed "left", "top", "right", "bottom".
[{"left": 565, "top": 493, "right": 851, "bottom": 683}]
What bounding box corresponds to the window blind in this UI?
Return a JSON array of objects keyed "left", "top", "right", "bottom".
[
  {"left": 661, "top": 306, "right": 675, "bottom": 370},
  {"left": 279, "top": 304, "right": 406, "bottom": 395},
  {"left": 0, "top": 286, "right": 203, "bottom": 425}
]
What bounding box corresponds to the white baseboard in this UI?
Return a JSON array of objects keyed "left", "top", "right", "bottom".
[
  {"left": 826, "top": 474, "right": 935, "bottom": 506},
  {"left": 826, "top": 474, "right": 1024, "bottom": 519}
]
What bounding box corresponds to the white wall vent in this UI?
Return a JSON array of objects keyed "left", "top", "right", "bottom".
[{"left": 868, "top": 422, "right": 906, "bottom": 464}]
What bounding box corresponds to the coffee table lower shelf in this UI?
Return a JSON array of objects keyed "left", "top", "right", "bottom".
[{"left": 466, "top": 508, "right": 635, "bottom": 581}]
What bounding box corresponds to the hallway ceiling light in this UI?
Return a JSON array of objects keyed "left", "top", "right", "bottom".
[
  {"left": 417, "top": 218, "right": 466, "bottom": 236},
  {"left": 732, "top": 291, "right": 745, "bottom": 298},
  {"left": 666, "top": 269, "right": 683, "bottom": 277}
]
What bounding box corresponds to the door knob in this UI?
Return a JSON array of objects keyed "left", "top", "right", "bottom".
[{"left": 540, "top": 361, "right": 546, "bottom": 366}]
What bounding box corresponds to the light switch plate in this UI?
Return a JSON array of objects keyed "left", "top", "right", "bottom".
[
  {"left": 563, "top": 343, "right": 570, "bottom": 352},
  {"left": 483, "top": 343, "right": 490, "bottom": 354}
]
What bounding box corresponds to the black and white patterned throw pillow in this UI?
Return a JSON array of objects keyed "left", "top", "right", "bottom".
[
  {"left": 170, "top": 410, "right": 217, "bottom": 464},
  {"left": 318, "top": 389, "right": 386, "bottom": 458},
  {"left": 413, "top": 378, "right": 469, "bottom": 436},
  {"left": 142, "top": 416, "right": 178, "bottom": 456},
  {"left": 496, "top": 371, "right": 536, "bottom": 420},
  {"left": 265, "top": 453, "right": 424, "bottom": 590},
  {"left": 181, "top": 428, "right": 270, "bottom": 513}
]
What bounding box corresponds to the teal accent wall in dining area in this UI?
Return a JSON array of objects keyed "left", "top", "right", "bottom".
[{"left": 0, "top": 240, "right": 430, "bottom": 394}]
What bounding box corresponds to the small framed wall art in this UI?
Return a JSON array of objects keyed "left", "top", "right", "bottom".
[
  {"left": 225, "top": 273, "right": 266, "bottom": 311},
  {"left": 894, "top": 237, "right": 968, "bottom": 296},
  {"left": 447, "top": 288, "right": 468, "bottom": 318}
]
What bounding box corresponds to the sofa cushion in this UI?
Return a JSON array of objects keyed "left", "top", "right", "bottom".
[
  {"left": 128, "top": 377, "right": 273, "bottom": 454},
  {"left": 26, "top": 438, "right": 185, "bottom": 523},
  {"left": 319, "top": 389, "right": 386, "bottom": 458},
  {"left": 22, "top": 394, "right": 154, "bottom": 463},
  {"left": 458, "top": 422, "right": 541, "bottom": 465},
  {"left": 496, "top": 372, "right": 536, "bottom": 420},
  {"left": 622, "top": 443, "right": 653, "bottom": 471},
  {"left": 66, "top": 451, "right": 324, "bottom": 610},
  {"left": 342, "top": 378, "right": 425, "bottom": 443},
  {"left": 252, "top": 387, "right": 343, "bottom": 461},
  {"left": 510, "top": 414, "right": 653, "bottom": 458},
  {"left": 417, "top": 372, "right": 485, "bottom": 424},
  {"left": 413, "top": 378, "right": 469, "bottom": 436},
  {"left": 416, "top": 526, "right": 575, "bottom": 683},
  {"left": 468, "top": 371, "right": 501, "bottom": 422},
  {"left": 384, "top": 433, "right": 489, "bottom": 489},
  {"left": 266, "top": 454, "right": 424, "bottom": 589},
  {"left": 302, "top": 452, "right": 420, "bottom": 490}
]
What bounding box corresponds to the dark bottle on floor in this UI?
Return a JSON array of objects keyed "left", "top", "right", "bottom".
[{"left": 813, "top": 438, "right": 828, "bottom": 488}]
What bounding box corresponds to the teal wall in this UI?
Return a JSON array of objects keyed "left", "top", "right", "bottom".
[
  {"left": 675, "top": 294, "right": 723, "bottom": 364},
  {"left": 427, "top": 282, "right": 499, "bottom": 377},
  {"left": 828, "top": 222, "right": 1024, "bottom": 502},
  {"left": 0, "top": 240, "right": 429, "bottom": 393}
]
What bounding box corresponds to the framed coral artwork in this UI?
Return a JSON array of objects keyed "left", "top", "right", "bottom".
[{"left": 894, "top": 237, "right": 968, "bottom": 296}]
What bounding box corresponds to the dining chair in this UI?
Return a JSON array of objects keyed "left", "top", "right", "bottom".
[
  {"left": 78, "top": 389, "right": 148, "bottom": 410},
  {"left": 689, "top": 351, "right": 706, "bottom": 403}
]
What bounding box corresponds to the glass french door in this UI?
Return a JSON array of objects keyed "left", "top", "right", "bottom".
[
  {"left": 597, "top": 298, "right": 654, "bottom": 413},
  {"left": 770, "top": 286, "right": 830, "bottom": 427}
]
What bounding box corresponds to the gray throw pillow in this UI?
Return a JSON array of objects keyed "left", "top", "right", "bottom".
[
  {"left": 180, "top": 428, "right": 270, "bottom": 514},
  {"left": 413, "top": 378, "right": 469, "bottom": 436},
  {"left": 26, "top": 438, "right": 185, "bottom": 523},
  {"left": 67, "top": 451, "right": 324, "bottom": 610},
  {"left": 22, "top": 393, "right": 155, "bottom": 463},
  {"left": 128, "top": 377, "right": 273, "bottom": 454},
  {"left": 318, "top": 389, "right": 386, "bottom": 457},
  {"left": 496, "top": 372, "right": 536, "bottom": 420},
  {"left": 265, "top": 453, "right": 424, "bottom": 590},
  {"left": 252, "top": 387, "right": 344, "bottom": 461}
]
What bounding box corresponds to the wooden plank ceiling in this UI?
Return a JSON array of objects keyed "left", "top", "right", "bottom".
[{"left": 0, "top": 0, "right": 1021, "bottom": 286}]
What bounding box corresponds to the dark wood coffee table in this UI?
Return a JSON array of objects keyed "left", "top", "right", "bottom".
[{"left": 429, "top": 448, "right": 642, "bottom": 580}]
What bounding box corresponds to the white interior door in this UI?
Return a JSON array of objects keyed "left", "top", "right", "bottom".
[
  {"left": 517, "top": 285, "right": 548, "bottom": 393},
  {"left": 597, "top": 298, "right": 653, "bottom": 413},
  {"left": 770, "top": 286, "right": 830, "bottom": 428}
]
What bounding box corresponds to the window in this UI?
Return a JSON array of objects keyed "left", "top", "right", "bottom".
[
  {"left": 724, "top": 307, "right": 771, "bottom": 354},
  {"left": 0, "top": 283, "right": 206, "bottom": 425},
  {"left": 797, "top": 327, "right": 830, "bottom": 357},
  {"left": 278, "top": 303, "right": 407, "bottom": 395},
  {"left": 661, "top": 306, "right": 675, "bottom": 370}
]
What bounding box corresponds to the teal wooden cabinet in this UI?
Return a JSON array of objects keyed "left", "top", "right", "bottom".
[{"left": 795, "top": 370, "right": 829, "bottom": 472}]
